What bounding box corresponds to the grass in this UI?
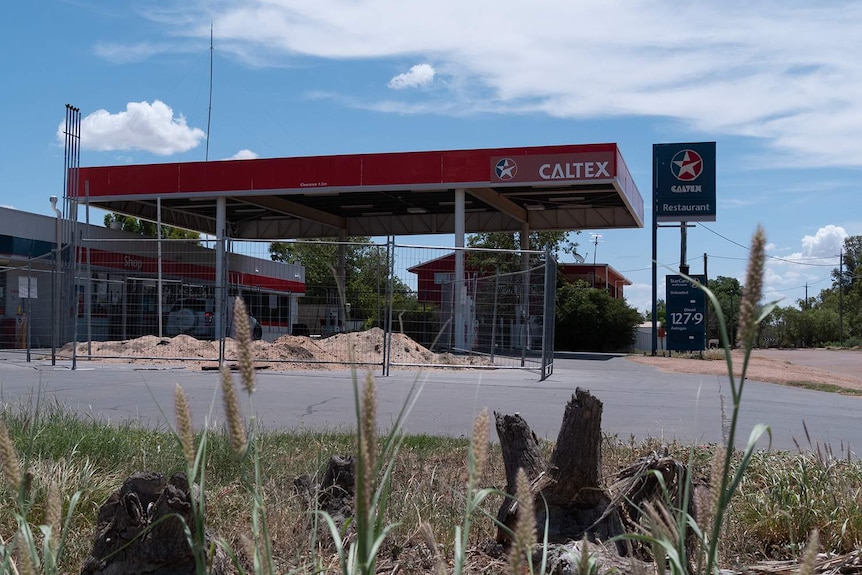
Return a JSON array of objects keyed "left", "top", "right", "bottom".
[
  {"left": 3, "top": 229, "right": 861, "bottom": 574},
  {"left": 782, "top": 381, "right": 862, "bottom": 396},
  {"left": 1, "top": 408, "right": 861, "bottom": 573}
]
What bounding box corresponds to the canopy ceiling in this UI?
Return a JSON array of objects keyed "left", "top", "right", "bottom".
[{"left": 74, "top": 143, "right": 644, "bottom": 239}]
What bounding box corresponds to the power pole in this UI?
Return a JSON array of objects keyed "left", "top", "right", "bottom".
[{"left": 839, "top": 249, "right": 844, "bottom": 342}]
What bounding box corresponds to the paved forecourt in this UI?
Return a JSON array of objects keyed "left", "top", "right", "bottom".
[{"left": 0, "top": 351, "right": 858, "bottom": 453}]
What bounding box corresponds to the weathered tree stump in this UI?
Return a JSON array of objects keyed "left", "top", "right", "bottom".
[
  {"left": 495, "top": 388, "right": 700, "bottom": 568},
  {"left": 80, "top": 471, "right": 228, "bottom": 575},
  {"left": 294, "top": 455, "right": 357, "bottom": 537},
  {"left": 495, "top": 389, "right": 625, "bottom": 552}
]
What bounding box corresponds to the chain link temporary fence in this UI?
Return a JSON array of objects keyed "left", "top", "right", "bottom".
[
  {"left": 6, "top": 235, "right": 554, "bottom": 378},
  {"left": 0, "top": 243, "right": 73, "bottom": 362},
  {"left": 388, "top": 243, "right": 554, "bottom": 376}
]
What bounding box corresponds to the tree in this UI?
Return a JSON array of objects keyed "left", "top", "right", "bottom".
[
  {"left": 706, "top": 276, "right": 742, "bottom": 345},
  {"left": 269, "top": 238, "right": 417, "bottom": 327},
  {"left": 830, "top": 235, "right": 862, "bottom": 341},
  {"left": 104, "top": 213, "right": 200, "bottom": 240},
  {"left": 466, "top": 230, "right": 579, "bottom": 260},
  {"left": 644, "top": 299, "right": 667, "bottom": 328},
  {"left": 555, "top": 280, "right": 642, "bottom": 351}
]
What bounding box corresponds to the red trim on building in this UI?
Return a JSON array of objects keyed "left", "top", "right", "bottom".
[
  {"left": 75, "top": 143, "right": 622, "bottom": 198},
  {"left": 408, "top": 256, "right": 632, "bottom": 303},
  {"left": 81, "top": 248, "right": 305, "bottom": 293}
]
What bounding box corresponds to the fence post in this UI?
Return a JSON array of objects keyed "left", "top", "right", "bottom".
[
  {"left": 541, "top": 248, "right": 557, "bottom": 380},
  {"left": 383, "top": 236, "right": 395, "bottom": 376},
  {"left": 490, "top": 270, "right": 500, "bottom": 362}
]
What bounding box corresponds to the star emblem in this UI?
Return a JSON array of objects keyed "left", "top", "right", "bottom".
[
  {"left": 671, "top": 150, "right": 703, "bottom": 181},
  {"left": 495, "top": 158, "right": 517, "bottom": 180}
]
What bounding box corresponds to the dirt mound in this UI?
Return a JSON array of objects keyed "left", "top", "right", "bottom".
[{"left": 60, "top": 328, "right": 492, "bottom": 370}]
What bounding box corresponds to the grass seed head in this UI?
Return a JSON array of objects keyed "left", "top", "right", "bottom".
[
  {"left": 358, "top": 371, "right": 378, "bottom": 520},
  {"left": 361, "top": 371, "right": 378, "bottom": 474},
  {"left": 174, "top": 384, "right": 196, "bottom": 467},
  {"left": 799, "top": 528, "right": 820, "bottom": 575},
  {"left": 233, "top": 297, "right": 256, "bottom": 394},
  {"left": 737, "top": 225, "right": 766, "bottom": 349},
  {"left": 15, "top": 543, "right": 36, "bottom": 575},
  {"left": 46, "top": 480, "right": 62, "bottom": 553},
  {"left": 220, "top": 365, "right": 248, "bottom": 455},
  {"left": 704, "top": 445, "right": 727, "bottom": 527},
  {"left": 470, "top": 408, "right": 490, "bottom": 479},
  {"left": 509, "top": 467, "right": 537, "bottom": 575},
  {"left": 0, "top": 420, "right": 21, "bottom": 494}
]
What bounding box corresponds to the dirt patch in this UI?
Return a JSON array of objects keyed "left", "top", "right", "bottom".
[
  {"left": 627, "top": 349, "right": 862, "bottom": 393},
  {"left": 60, "top": 327, "right": 493, "bottom": 370}
]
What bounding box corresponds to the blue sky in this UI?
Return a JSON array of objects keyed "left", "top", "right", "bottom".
[{"left": 3, "top": 1, "right": 861, "bottom": 315}]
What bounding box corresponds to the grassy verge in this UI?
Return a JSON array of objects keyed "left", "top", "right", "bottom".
[
  {"left": 782, "top": 381, "right": 862, "bottom": 396},
  {"left": 1, "top": 406, "right": 860, "bottom": 573}
]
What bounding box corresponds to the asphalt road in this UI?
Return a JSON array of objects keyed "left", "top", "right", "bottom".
[{"left": 1, "top": 350, "right": 859, "bottom": 454}]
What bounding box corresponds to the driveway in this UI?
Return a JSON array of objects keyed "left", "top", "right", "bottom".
[{"left": 1, "top": 350, "right": 860, "bottom": 454}]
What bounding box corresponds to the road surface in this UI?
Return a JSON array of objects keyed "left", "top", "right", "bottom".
[{"left": 1, "top": 350, "right": 859, "bottom": 453}]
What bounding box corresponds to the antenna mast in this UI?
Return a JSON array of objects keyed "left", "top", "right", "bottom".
[{"left": 205, "top": 23, "right": 213, "bottom": 161}]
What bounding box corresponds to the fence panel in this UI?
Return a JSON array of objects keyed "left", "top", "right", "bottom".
[
  {"left": 389, "top": 243, "right": 551, "bottom": 371},
  {"left": 0, "top": 250, "right": 61, "bottom": 358},
  {"left": 34, "top": 235, "right": 557, "bottom": 376}
]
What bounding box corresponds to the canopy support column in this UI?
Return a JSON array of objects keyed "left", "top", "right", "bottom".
[{"left": 454, "top": 188, "right": 466, "bottom": 351}]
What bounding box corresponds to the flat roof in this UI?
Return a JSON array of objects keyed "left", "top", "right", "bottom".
[{"left": 74, "top": 143, "right": 644, "bottom": 239}]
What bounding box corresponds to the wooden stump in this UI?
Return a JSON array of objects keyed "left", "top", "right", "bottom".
[
  {"left": 294, "top": 455, "right": 357, "bottom": 537},
  {"left": 495, "top": 389, "right": 626, "bottom": 552},
  {"left": 80, "top": 471, "right": 228, "bottom": 575}
]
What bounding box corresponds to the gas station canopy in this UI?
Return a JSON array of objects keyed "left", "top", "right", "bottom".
[{"left": 75, "top": 143, "right": 643, "bottom": 238}]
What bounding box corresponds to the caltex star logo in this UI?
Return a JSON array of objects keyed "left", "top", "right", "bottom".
[
  {"left": 671, "top": 149, "right": 703, "bottom": 181},
  {"left": 495, "top": 158, "right": 517, "bottom": 180}
]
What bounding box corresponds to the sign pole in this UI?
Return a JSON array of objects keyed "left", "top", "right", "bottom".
[
  {"left": 680, "top": 223, "right": 689, "bottom": 275},
  {"left": 653, "top": 141, "right": 716, "bottom": 355},
  {"left": 651, "top": 146, "right": 658, "bottom": 356}
]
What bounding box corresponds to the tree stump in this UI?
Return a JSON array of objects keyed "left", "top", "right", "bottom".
[
  {"left": 80, "top": 471, "right": 228, "bottom": 575},
  {"left": 495, "top": 389, "right": 626, "bottom": 552},
  {"left": 294, "top": 455, "right": 357, "bottom": 538}
]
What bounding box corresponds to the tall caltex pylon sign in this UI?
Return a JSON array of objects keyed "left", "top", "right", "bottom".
[{"left": 653, "top": 142, "right": 716, "bottom": 222}]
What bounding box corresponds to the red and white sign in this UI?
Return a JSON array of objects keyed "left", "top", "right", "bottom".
[{"left": 490, "top": 152, "right": 616, "bottom": 184}]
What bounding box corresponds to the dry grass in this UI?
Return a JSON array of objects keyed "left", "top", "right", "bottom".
[{"left": 2, "top": 406, "right": 861, "bottom": 574}]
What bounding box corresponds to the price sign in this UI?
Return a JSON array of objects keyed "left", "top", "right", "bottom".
[{"left": 665, "top": 274, "right": 706, "bottom": 351}]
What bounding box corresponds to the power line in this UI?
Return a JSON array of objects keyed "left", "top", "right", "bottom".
[{"left": 697, "top": 223, "right": 838, "bottom": 267}]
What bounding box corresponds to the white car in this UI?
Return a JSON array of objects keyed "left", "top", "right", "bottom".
[{"left": 165, "top": 298, "right": 263, "bottom": 340}]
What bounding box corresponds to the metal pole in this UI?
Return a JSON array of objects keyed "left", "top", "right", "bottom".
[
  {"left": 521, "top": 222, "right": 530, "bottom": 366},
  {"left": 490, "top": 271, "right": 499, "bottom": 362},
  {"left": 26, "top": 258, "right": 32, "bottom": 362},
  {"left": 454, "top": 188, "right": 466, "bottom": 351},
  {"left": 215, "top": 196, "right": 226, "bottom": 363},
  {"left": 651, "top": 144, "right": 658, "bottom": 356},
  {"left": 85, "top": 181, "right": 92, "bottom": 357},
  {"left": 383, "top": 236, "right": 395, "bottom": 376},
  {"left": 157, "top": 197, "right": 164, "bottom": 337},
  {"left": 839, "top": 249, "right": 844, "bottom": 342},
  {"left": 679, "top": 223, "right": 689, "bottom": 275},
  {"left": 50, "top": 196, "right": 61, "bottom": 365}
]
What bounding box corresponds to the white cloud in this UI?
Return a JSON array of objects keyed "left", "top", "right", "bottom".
[
  {"left": 93, "top": 41, "right": 173, "bottom": 64},
  {"left": 128, "top": 0, "right": 861, "bottom": 167},
  {"left": 388, "top": 64, "right": 435, "bottom": 89},
  {"left": 800, "top": 225, "right": 847, "bottom": 259},
  {"left": 762, "top": 225, "right": 847, "bottom": 304},
  {"left": 61, "top": 101, "right": 206, "bottom": 155},
  {"left": 227, "top": 149, "right": 259, "bottom": 160}
]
